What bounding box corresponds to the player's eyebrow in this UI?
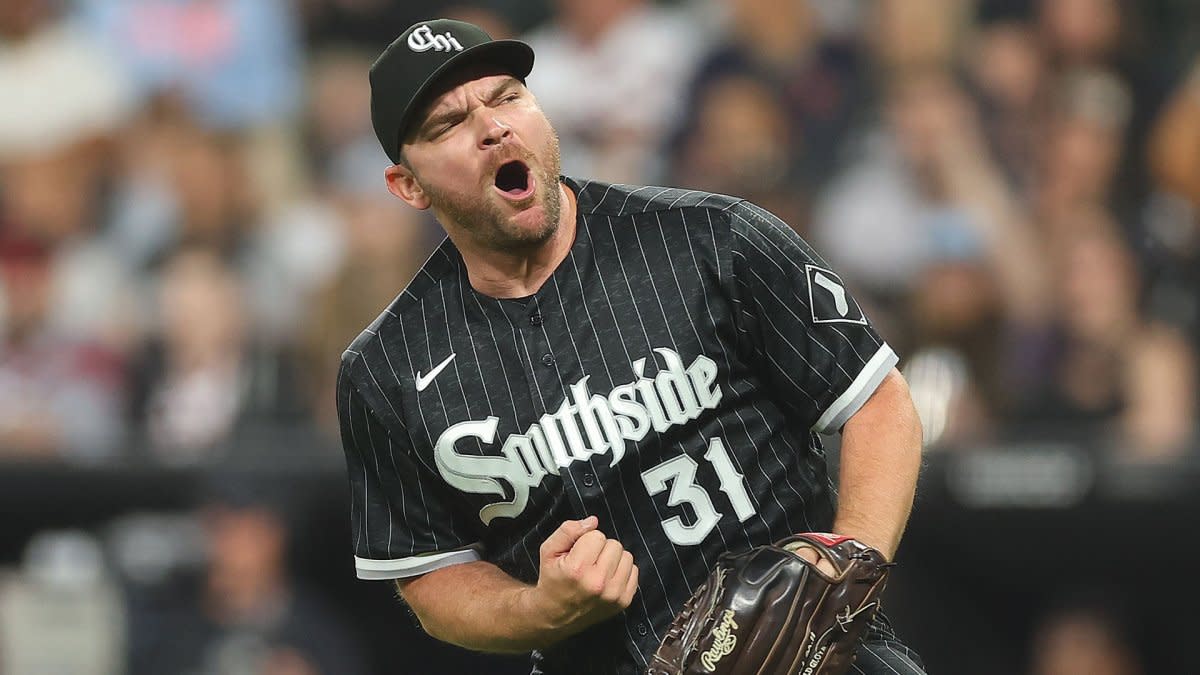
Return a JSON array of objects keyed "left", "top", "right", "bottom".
[
  {"left": 485, "top": 77, "right": 521, "bottom": 102},
  {"left": 419, "top": 107, "right": 466, "bottom": 136},
  {"left": 418, "top": 77, "right": 521, "bottom": 136}
]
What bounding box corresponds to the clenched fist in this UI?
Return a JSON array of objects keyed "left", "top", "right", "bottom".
[{"left": 527, "top": 516, "right": 639, "bottom": 636}]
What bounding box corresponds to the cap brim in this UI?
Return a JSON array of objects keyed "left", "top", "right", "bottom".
[{"left": 398, "top": 40, "right": 535, "bottom": 145}]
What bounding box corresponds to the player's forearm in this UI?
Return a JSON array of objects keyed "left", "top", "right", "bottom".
[
  {"left": 832, "top": 368, "right": 922, "bottom": 560},
  {"left": 396, "top": 561, "right": 569, "bottom": 653}
]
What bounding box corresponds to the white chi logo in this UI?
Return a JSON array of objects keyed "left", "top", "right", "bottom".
[{"left": 408, "top": 25, "right": 465, "bottom": 53}]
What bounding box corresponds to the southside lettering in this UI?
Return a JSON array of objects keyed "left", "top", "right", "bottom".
[{"left": 434, "top": 348, "right": 722, "bottom": 523}]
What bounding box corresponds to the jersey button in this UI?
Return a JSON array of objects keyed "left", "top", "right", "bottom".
[
  {"left": 637, "top": 623, "right": 649, "bottom": 637},
  {"left": 530, "top": 313, "right": 543, "bottom": 326},
  {"left": 541, "top": 353, "right": 555, "bottom": 367},
  {"left": 582, "top": 472, "right": 595, "bottom": 487}
]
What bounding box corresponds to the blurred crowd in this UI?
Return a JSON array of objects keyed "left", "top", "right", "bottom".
[{"left": 1, "top": 0, "right": 1199, "bottom": 673}]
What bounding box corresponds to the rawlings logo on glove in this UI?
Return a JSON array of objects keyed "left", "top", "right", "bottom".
[
  {"left": 646, "top": 533, "right": 893, "bottom": 675},
  {"left": 699, "top": 609, "right": 739, "bottom": 671}
]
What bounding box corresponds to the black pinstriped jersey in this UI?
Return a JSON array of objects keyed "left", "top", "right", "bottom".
[{"left": 337, "top": 178, "right": 898, "bottom": 675}]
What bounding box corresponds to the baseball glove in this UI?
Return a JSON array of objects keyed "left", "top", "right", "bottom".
[{"left": 646, "top": 533, "right": 892, "bottom": 675}]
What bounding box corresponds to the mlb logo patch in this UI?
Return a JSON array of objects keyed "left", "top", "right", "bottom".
[{"left": 805, "top": 265, "right": 867, "bottom": 325}]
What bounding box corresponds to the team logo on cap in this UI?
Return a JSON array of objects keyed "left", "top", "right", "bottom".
[{"left": 408, "top": 25, "right": 465, "bottom": 53}]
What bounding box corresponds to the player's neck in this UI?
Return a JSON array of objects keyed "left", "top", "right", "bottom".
[{"left": 459, "top": 182, "right": 578, "bottom": 299}]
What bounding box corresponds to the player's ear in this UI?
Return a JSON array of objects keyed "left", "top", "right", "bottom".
[{"left": 385, "top": 162, "right": 431, "bottom": 210}]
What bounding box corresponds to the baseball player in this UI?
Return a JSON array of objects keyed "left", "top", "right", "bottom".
[{"left": 338, "top": 19, "right": 927, "bottom": 675}]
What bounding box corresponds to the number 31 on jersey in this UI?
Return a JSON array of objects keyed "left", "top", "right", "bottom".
[{"left": 640, "top": 438, "right": 757, "bottom": 546}]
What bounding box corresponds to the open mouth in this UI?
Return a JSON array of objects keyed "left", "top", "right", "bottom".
[{"left": 493, "top": 160, "right": 535, "bottom": 201}]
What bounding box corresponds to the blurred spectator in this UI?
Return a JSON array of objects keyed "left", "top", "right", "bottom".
[
  {"left": 73, "top": 0, "right": 308, "bottom": 213},
  {"left": 1020, "top": 209, "right": 1197, "bottom": 458},
  {"left": 1029, "top": 602, "right": 1144, "bottom": 675},
  {"left": 967, "top": 19, "right": 1046, "bottom": 196},
  {"left": 903, "top": 213, "right": 1004, "bottom": 445},
  {"left": 0, "top": 0, "right": 133, "bottom": 160},
  {"left": 1, "top": 143, "right": 144, "bottom": 351},
  {"left": 102, "top": 102, "right": 257, "bottom": 275},
  {"left": 129, "top": 474, "right": 366, "bottom": 675},
  {"left": 161, "top": 126, "right": 257, "bottom": 261},
  {"left": 103, "top": 96, "right": 199, "bottom": 273},
  {"left": 295, "top": 0, "right": 546, "bottom": 51},
  {"left": 1036, "top": 0, "right": 1172, "bottom": 210},
  {"left": 106, "top": 105, "right": 312, "bottom": 333},
  {"left": 1143, "top": 55, "right": 1200, "bottom": 341},
  {"left": 815, "top": 68, "right": 1047, "bottom": 315},
  {"left": 74, "top": 0, "right": 303, "bottom": 131},
  {"left": 444, "top": 4, "right": 519, "bottom": 41},
  {"left": 678, "top": 0, "right": 866, "bottom": 190},
  {"left": 0, "top": 0, "right": 141, "bottom": 350},
  {"left": 670, "top": 71, "right": 807, "bottom": 232},
  {"left": 0, "top": 531, "right": 125, "bottom": 674},
  {"left": 303, "top": 48, "right": 380, "bottom": 179},
  {"left": 523, "top": 0, "right": 705, "bottom": 182},
  {"left": 246, "top": 195, "right": 346, "bottom": 347},
  {"left": 812, "top": 69, "right": 954, "bottom": 297},
  {"left": 0, "top": 234, "right": 125, "bottom": 461},
  {"left": 1037, "top": 0, "right": 1125, "bottom": 69},
  {"left": 1149, "top": 56, "right": 1200, "bottom": 210},
  {"left": 297, "top": 0, "right": 420, "bottom": 51},
  {"left": 817, "top": 66, "right": 1059, "bottom": 443},
  {"left": 129, "top": 248, "right": 304, "bottom": 463},
  {"left": 235, "top": 47, "right": 419, "bottom": 346},
  {"left": 302, "top": 195, "right": 436, "bottom": 430},
  {"left": 867, "top": 0, "right": 969, "bottom": 74},
  {"left": 1034, "top": 67, "right": 1132, "bottom": 226}
]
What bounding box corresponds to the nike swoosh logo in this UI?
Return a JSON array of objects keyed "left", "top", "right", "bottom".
[{"left": 416, "top": 353, "right": 456, "bottom": 392}]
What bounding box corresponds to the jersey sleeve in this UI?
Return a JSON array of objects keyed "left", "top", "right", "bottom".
[
  {"left": 726, "top": 201, "right": 898, "bottom": 433},
  {"left": 337, "top": 362, "right": 482, "bottom": 580}
]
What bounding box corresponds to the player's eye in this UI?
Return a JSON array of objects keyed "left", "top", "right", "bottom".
[
  {"left": 429, "top": 118, "right": 462, "bottom": 139},
  {"left": 500, "top": 92, "right": 520, "bottom": 104}
]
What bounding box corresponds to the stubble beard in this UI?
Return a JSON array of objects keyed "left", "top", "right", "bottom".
[{"left": 425, "top": 129, "right": 564, "bottom": 253}]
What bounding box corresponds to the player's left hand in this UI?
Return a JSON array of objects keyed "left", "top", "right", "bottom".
[
  {"left": 788, "top": 543, "right": 838, "bottom": 577},
  {"left": 647, "top": 533, "right": 892, "bottom": 675}
]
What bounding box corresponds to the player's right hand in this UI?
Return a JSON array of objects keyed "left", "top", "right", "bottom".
[{"left": 530, "top": 515, "right": 639, "bottom": 633}]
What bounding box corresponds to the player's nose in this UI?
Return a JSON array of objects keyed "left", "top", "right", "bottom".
[{"left": 480, "top": 116, "right": 513, "bottom": 149}]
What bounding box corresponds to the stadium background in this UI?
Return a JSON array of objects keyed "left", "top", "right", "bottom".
[{"left": 1, "top": 0, "right": 1199, "bottom": 673}]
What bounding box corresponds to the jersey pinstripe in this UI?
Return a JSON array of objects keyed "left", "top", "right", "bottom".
[{"left": 337, "top": 178, "right": 900, "bottom": 674}]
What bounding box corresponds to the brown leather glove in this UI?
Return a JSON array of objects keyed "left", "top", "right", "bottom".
[{"left": 646, "top": 533, "right": 892, "bottom": 675}]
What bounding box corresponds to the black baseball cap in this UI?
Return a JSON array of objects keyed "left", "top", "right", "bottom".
[{"left": 370, "top": 19, "right": 535, "bottom": 164}]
